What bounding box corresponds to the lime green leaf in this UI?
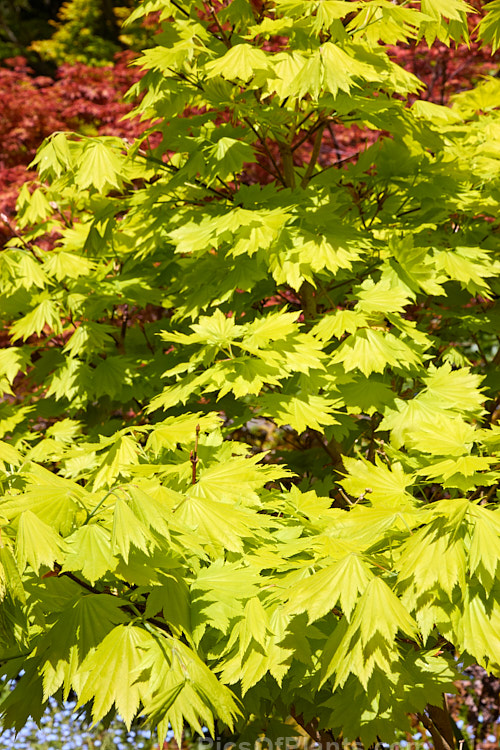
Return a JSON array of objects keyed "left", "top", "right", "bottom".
[
  {"left": 210, "top": 138, "right": 254, "bottom": 174},
  {"left": 10, "top": 296, "right": 62, "bottom": 340},
  {"left": 338, "top": 375, "right": 396, "bottom": 416},
  {"left": 16, "top": 186, "right": 52, "bottom": 227},
  {"left": 191, "top": 454, "right": 289, "bottom": 505},
  {"left": 0, "top": 482, "right": 84, "bottom": 535},
  {"left": 286, "top": 554, "right": 374, "bottom": 622},
  {"left": 205, "top": 44, "right": 270, "bottom": 82},
  {"left": 45, "top": 359, "right": 89, "bottom": 402},
  {"left": 44, "top": 252, "right": 96, "bottom": 281},
  {"left": 111, "top": 498, "right": 155, "bottom": 563},
  {"left": 30, "top": 132, "right": 73, "bottom": 178},
  {"left": 39, "top": 594, "right": 128, "bottom": 698},
  {"left": 453, "top": 587, "right": 500, "bottom": 671},
  {"left": 0, "top": 546, "right": 25, "bottom": 604},
  {"left": 10, "top": 252, "right": 48, "bottom": 290},
  {"left": 0, "top": 347, "right": 30, "bottom": 392},
  {"left": 355, "top": 577, "right": 419, "bottom": 642},
  {"left": 259, "top": 393, "right": 340, "bottom": 433},
  {"left": 478, "top": 1, "right": 500, "bottom": 51},
  {"left": 16, "top": 511, "right": 66, "bottom": 574},
  {"left": 0, "top": 440, "right": 22, "bottom": 467},
  {"left": 63, "top": 525, "right": 117, "bottom": 585},
  {"left": 434, "top": 246, "right": 495, "bottom": 293},
  {"left": 190, "top": 309, "right": 238, "bottom": 346},
  {"left": 397, "top": 524, "right": 466, "bottom": 598},
  {"left": 242, "top": 311, "right": 299, "bottom": 349},
  {"left": 320, "top": 42, "right": 379, "bottom": 95},
  {"left": 174, "top": 495, "right": 262, "bottom": 553},
  {"left": 341, "top": 457, "right": 415, "bottom": 509},
  {"left": 93, "top": 436, "right": 142, "bottom": 489},
  {"left": 421, "top": 0, "right": 471, "bottom": 21},
  {"left": 311, "top": 310, "right": 366, "bottom": 341},
  {"left": 46, "top": 419, "right": 82, "bottom": 443},
  {"left": 322, "top": 577, "right": 418, "bottom": 689},
  {"left": 406, "top": 415, "right": 476, "bottom": 456},
  {"left": 78, "top": 625, "right": 155, "bottom": 727},
  {"left": 75, "top": 140, "right": 126, "bottom": 193},
  {"left": 468, "top": 506, "right": 500, "bottom": 585},
  {"left": 418, "top": 455, "right": 497, "bottom": 485},
  {"left": 63, "top": 323, "right": 115, "bottom": 358},
  {"left": 355, "top": 277, "right": 413, "bottom": 314},
  {"left": 332, "top": 328, "right": 422, "bottom": 376},
  {"left": 240, "top": 596, "right": 269, "bottom": 651},
  {"left": 147, "top": 413, "right": 221, "bottom": 453},
  {"left": 421, "top": 363, "right": 485, "bottom": 415}
]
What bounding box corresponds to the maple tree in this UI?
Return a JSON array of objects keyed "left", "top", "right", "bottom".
[{"left": 1, "top": 1, "right": 500, "bottom": 749}]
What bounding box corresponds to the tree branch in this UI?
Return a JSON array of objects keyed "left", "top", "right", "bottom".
[
  {"left": 278, "top": 141, "right": 296, "bottom": 189},
  {"left": 59, "top": 569, "right": 173, "bottom": 635},
  {"left": 418, "top": 701, "right": 457, "bottom": 750},
  {"left": 301, "top": 123, "right": 325, "bottom": 188},
  {"left": 312, "top": 430, "right": 345, "bottom": 472},
  {"left": 299, "top": 280, "right": 317, "bottom": 319},
  {"left": 207, "top": 1, "right": 232, "bottom": 47},
  {"left": 291, "top": 118, "right": 328, "bottom": 153}
]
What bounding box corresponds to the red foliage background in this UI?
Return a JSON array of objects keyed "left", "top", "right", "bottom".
[{"left": 0, "top": 50, "right": 146, "bottom": 240}]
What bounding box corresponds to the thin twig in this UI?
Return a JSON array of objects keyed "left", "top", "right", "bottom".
[
  {"left": 170, "top": 0, "right": 190, "bottom": 17},
  {"left": 243, "top": 117, "right": 286, "bottom": 186},
  {"left": 136, "top": 152, "right": 233, "bottom": 202},
  {"left": 190, "top": 423, "right": 201, "bottom": 484},
  {"left": 0, "top": 213, "right": 43, "bottom": 263},
  {"left": 139, "top": 322, "right": 155, "bottom": 354},
  {"left": 207, "top": 1, "right": 232, "bottom": 47},
  {"left": 291, "top": 118, "right": 328, "bottom": 152}
]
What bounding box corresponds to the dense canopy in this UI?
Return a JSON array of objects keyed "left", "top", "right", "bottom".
[{"left": 1, "top": 1, "right": 500, "bottom": 748}]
